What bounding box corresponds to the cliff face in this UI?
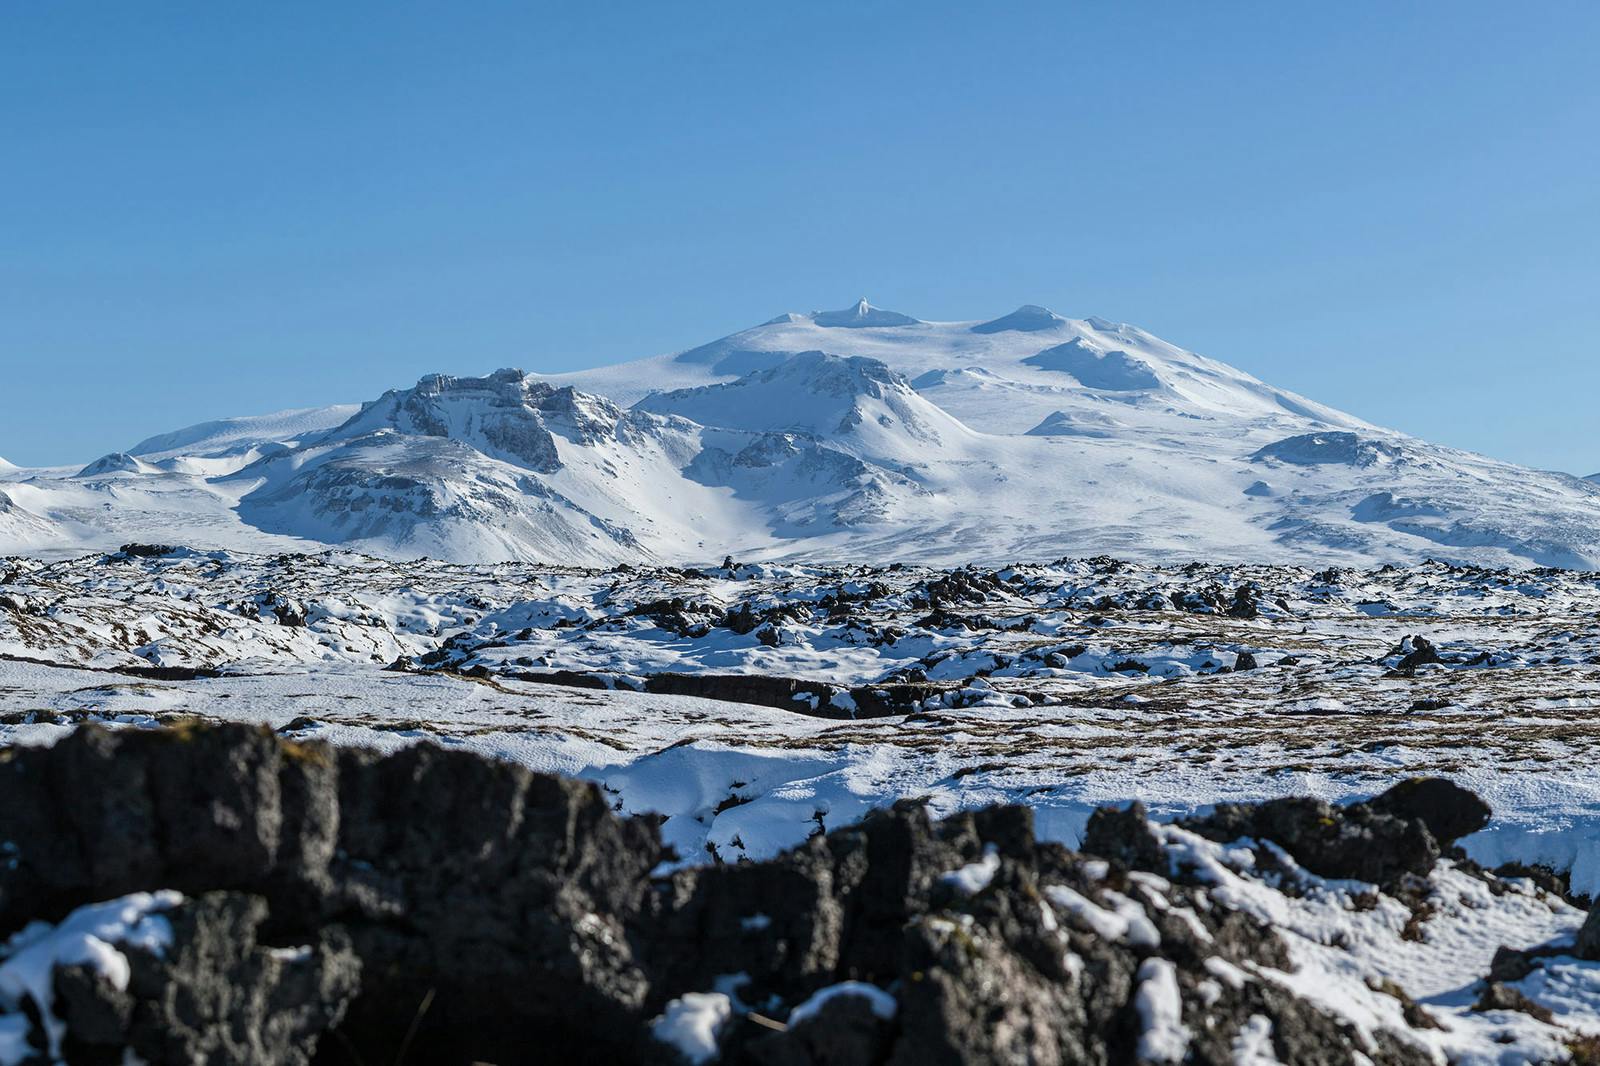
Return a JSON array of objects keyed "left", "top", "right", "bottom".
[{"left": 0, "top": 723, "right": 1594, "bottom": 1065}]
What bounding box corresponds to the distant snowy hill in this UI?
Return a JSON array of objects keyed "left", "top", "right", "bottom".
[
  {"left": 4, "top": 300, "right": 1600, "bottom": 568},
  {"left": 130, "top": 404, "right": 359, "bottom": 461}
]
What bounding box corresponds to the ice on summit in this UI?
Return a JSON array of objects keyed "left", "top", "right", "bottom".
[
  {"left": 129, "top": 404, "right": 359, "bottom": 460},
  {"left": 971, "top": 303, "right": 1069, "bottom": 334},
  {"left": 810, "top": 298, "right": 920, "bottom": 328}
]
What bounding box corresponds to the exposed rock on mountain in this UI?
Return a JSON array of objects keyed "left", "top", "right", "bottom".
[
  {"left": 1253, "top": 432, "right": 1408, "bottom": 468},
  {"left": 75, "top": 452, "right": 159, "bottom": 478}
]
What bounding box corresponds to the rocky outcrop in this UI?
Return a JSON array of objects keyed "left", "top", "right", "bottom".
[
  {"left": 1175, "top": 777, "right": 1489, "bottom": 890},
  {"left": 0, "top": 725, "right": 1570, "bottom": 1064},
  {"left": 51, "top": 893, "right": 359, "bottom": 1065},
  {"left": 0, "top": 723, "right": 660, "bottom": 1064},
  {"left": 1579, "top": 905, "right": 1600, "bottom": 962}
]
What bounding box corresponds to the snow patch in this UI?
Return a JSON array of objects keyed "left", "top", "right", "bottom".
[
  {"left": 1023, "top": 339, "right": 1161, "bottom": 390},
  {"left": 0, "top": 891, "right": 181, "bottom": 1064},
  {"left": 651, "top": 991, "right": 733, "bottom": 1064},
  {"left": 786, "top": 981, "right": 897, "bottom": 1026},
  {"left": 939, "top": 845, "right": 1000, "bottom": 896},
  {"left": 1133, "top": 957, "right": 1191, "bottom": 1063}
]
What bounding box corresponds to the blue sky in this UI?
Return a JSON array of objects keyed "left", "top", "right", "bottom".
[{"left": 2, "top": 2, "right": 1597, "bottom": 472}]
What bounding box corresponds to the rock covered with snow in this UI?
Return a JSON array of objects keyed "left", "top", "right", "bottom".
[
  {"left": 74, "top": 452, "right": 158, "bottom": 478},
  {"left": 127, "top": 404, "right": 360, "bottom": 460},
  {"left": 0, "top": 891, "right": 358, "bottom": 1065},
  {"left": 1, "top": 723, "right": 1596, "bottom": 1064},
  {"left": 8, "top": 548, "right": 1600, "bottom": 895}
]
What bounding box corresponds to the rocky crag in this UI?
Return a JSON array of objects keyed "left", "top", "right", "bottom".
[{"left": 0, "top": 724, "right": 1596, "bottom": 1064}]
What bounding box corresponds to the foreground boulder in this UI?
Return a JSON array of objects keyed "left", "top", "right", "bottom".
[
  {"left": 0, "top": 724, "right": 660, "bottom": 1063},
  {"left": 0, "top": 724, "right": 1583, "bottom": 1064},
  {"left": 50, "top": 892, "right": 359, "bottom": 1065}
]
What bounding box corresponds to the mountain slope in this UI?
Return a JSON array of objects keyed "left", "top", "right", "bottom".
[
  {"left": 3, "top": 301, "right": 1599, "bottom": 569},
  {"left": 539, "top": 299, "right": 1363, "bottom": 437},
  {"left": 635, "top": 351, "right": 978, "bottom": 462},
  {"left": 130, "top": 404, "right": 360, "bottom": 460}
]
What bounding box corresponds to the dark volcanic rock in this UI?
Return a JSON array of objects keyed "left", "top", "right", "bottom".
[
  {"left": 1180, "top": 792, "right": 1438, "bottom": 889},
  {"left": 1579, "top": 904, "right": 1600, "bottom": 962},
  {"left": 1365, "top": 777, "right": 1492, "bottom": 848},
  {"left": 1178, "top": 777, "right": 1488, "bottom": 891},
  {"left": 0, "top": 724, "right": 662, "bottom": 1064},
  {"left": 1080, "top": 800, "right": 1165, "bottom": 873},
  {"left": 54, "top": 892, "right": 359, "bottom": 1066},
  {"left": 1391, "top": 634, "right": 1442, "bottom": 671},
  {"left": 0, "top": 725, "right": 1471, "bottom": 1065},
  {"left": 641, "top": 671, "right": 940, "bottom": 720}
]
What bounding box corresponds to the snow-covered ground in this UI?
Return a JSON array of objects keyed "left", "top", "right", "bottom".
[
  {"left": 4, "top": 300, "right": 1599, "bottom": 568},
  {"left": 4, "top": 546, "right": 1600, "bottom": 1059},
  {"left": 4, "top": 548, "right": 1598, "bottom": 895}
]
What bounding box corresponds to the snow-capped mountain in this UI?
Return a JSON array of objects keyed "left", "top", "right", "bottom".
[
  {"left": 4, "top": 299, "right": 1600, "bottom": 568},
  {"left": 128, "top": 404, "right": 359, "bottom": 468},
  {"left": 634, "top": 350, "right": 978, "bottom": 461}
]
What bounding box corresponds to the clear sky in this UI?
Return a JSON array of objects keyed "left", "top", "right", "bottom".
[{"left": 2, "top": 2, "right": 1597, "bottom": 473}]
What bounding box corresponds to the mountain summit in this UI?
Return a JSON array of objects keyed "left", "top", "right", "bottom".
[
  {"left": 810, "top": 298, "right": 921, "bottom": 328},
  {"left": 4, "top": 302, "right": 1600, "bottom": 568}
]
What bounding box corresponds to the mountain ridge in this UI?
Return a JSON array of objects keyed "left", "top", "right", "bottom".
[{"left": 3, "top": 300, "right": 1598, "bottom": 569}]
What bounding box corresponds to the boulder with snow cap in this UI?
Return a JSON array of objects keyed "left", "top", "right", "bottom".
[
  {"left": 7, "top": 891, "right": 358, "bottom": 1066},
  {"left": 1179, "top": 795, "right": 1439, "bottom": 888},
  {"left": 1390, "top": 634, "right": 1443, "bottom": 671}
]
